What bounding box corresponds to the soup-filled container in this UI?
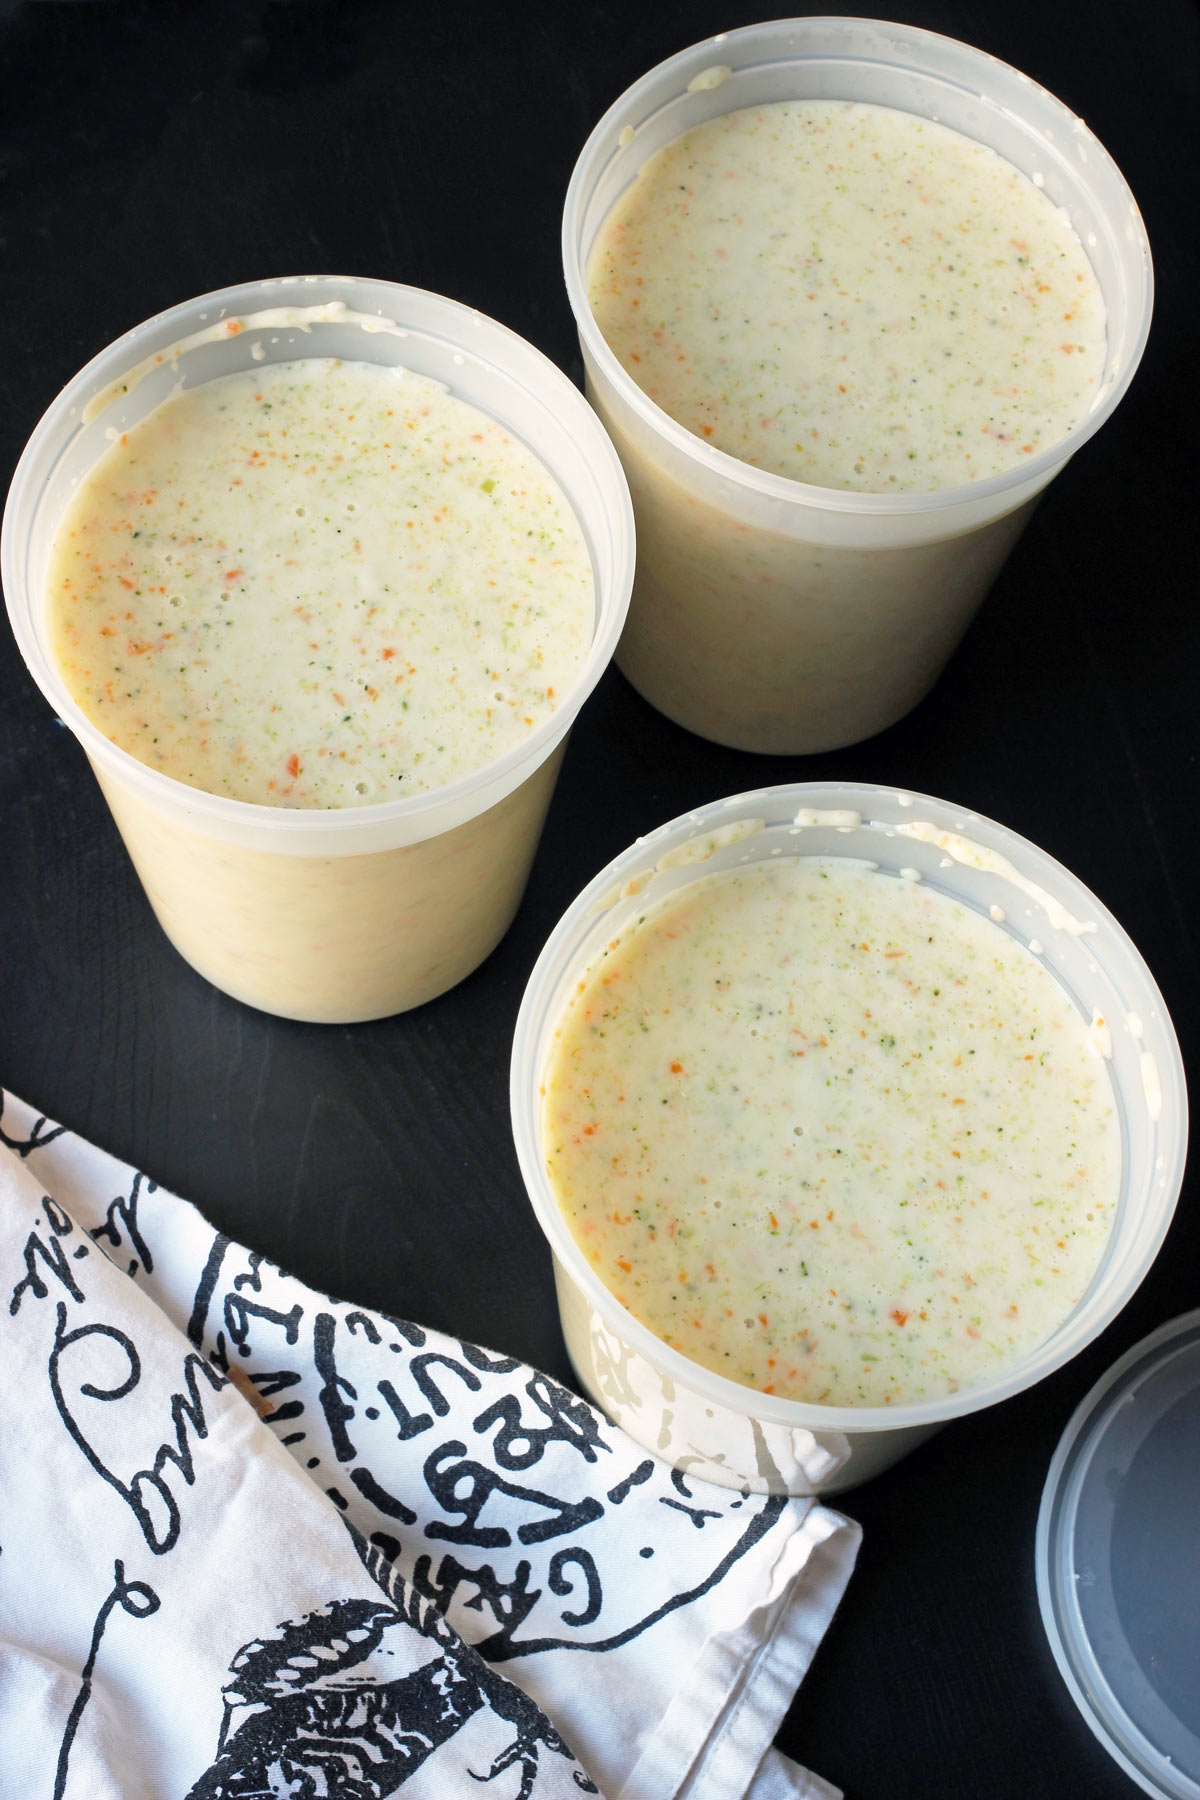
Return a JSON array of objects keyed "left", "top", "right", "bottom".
[
  {"left": 511, "top": 784, "right": 1186, "bottom": 1494},
  {"left": 2, "top": 275, "right": 634, "bottom": 1023},
  {"left": 563, "top": 19, "right": 1153, "bottom": 754}
]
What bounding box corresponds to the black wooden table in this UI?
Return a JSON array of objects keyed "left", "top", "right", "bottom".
[{"left": 2, "top": 3, "right": 1196, "bottom": 1795}]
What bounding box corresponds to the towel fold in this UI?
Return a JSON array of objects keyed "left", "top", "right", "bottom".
[{"left": 0, "top": 1089, "right": 859, "bottom": 1799}]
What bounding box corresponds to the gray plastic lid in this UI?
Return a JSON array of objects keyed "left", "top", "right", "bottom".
[{"left": 1037, "top": 1311, "right": 1200, "bottom": 1799}]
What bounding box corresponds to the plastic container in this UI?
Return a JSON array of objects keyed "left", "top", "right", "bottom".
[
  {"left": 2, "top": 276, "right": 634, "bottom": 1023},
  {"left": 510, "top": 783, "right": 1186, "bottom": 1494},
  {"left": 562, "top": 19, "right": 1153, "bottom": 754},
  {"left": 1037, "top": 1311, "right": 1200, "bottom": 1800}
]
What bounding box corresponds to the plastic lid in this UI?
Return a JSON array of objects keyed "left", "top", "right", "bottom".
[{"left": 1037, "top": 1311, "right": 1200, "bottom": 1799}]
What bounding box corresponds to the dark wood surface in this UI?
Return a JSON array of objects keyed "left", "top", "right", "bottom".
[{"left": 2, "top": 3, "right": 1196, "bottom": 1795}]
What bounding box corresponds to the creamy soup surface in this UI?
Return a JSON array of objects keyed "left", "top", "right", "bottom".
[
  {"left": 542, "top": 858, "right": 1120, "bottom": 1406},
  {"left": 47, "top": 358, "right": 594, "bottom": 807},
  {"left": 588, "top": 99, "right": 1107, "bottom": 492}
]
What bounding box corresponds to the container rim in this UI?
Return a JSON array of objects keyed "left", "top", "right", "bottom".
[
  {"left": 511, "top": 780, "right": 1188, "bottom": 1437},
  {"left": 562, "top": 15, "right": 1154, "bottom": 521},
  {"left": 1, "top": 273, "right": 635, "bottom": 851}
]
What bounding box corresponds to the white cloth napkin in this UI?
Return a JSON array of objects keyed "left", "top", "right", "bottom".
[{"left": 0, "top": 1089, "right": 859, "bottom": 1800}]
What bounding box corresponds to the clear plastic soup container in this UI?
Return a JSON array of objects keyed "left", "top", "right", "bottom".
[
  {"left": 510, "top": 783, "right": 1186, "bottom": 1495},
  {"left": 562, "top": 18, "right": 1154, "bottom": 755},
  {"left": 2, "top": 276, "right": 635, "bottom": 1023}
]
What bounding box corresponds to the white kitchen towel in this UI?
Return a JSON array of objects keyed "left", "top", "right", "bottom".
[{"left": 0, "top": 1089, "right": 859, "bottom": 1800}]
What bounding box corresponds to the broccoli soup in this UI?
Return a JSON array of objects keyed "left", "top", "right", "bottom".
[{"left": 541, "top": 857, "right": 1119, "bottom": 1408}]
